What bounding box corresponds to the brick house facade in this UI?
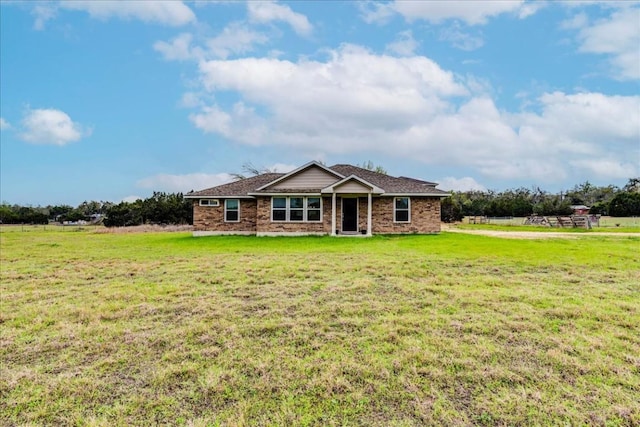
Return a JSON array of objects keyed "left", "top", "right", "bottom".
[{"left": 186, "top": 162, "right": 448, "bottom": 236}]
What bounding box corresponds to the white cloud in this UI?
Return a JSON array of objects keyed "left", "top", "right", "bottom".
[
  {"left": 385, "top": 30, "right": 419, "bottom": 56},
  {"left": 136, "top": 172, "right": 234, "bottom": 193},
  {"left": 154, "top": 33, "right": 202, "bottom": 61},
  {"left": 247, "top": 1, "right": 312, "bottom": 36},
  {"left": 439, "top": 23, "right": 484, "bottom": 51},
  {"left": 567, "top": 6, "right": 640, "bottom": 80},
  {"left": 393, "top": 0, "right": 532, "bottom": 25},
  {"left": 186, "top": 45, "right": 639, "bottom": 183},
  {"left": 58, "top": 1, "right": 196, "bottom": 27},
  {"left": 206, "top": 22, "right": 269, "bottom": 59},
  {"left": 31, "top": 4, "right": 57, "bottom": 30},
  {"left": 437, "top": 177, "right": 487, "bottom": 192},
  {"left": 569, "top": 159, "right": 638, "bottom": 179},
  {"left": 19, "top": 108, "right": 90, "bottom": 146},
  {"left": 0, "top": 118, "right": 11, "bottom": 130},
  {"left": 359, "top": 1, "right": 396, "bottom": 25}
]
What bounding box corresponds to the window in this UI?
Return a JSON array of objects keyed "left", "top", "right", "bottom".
[
  {"left": 225, "top": 199, "right": 239, "bottom": 222},
  {"left": 272, "top": 197, "right": 287, "bottom": 221},
  {"left": 290, "top": 197, "right": 304, "bottom": 221},
  {"left": 199, "top": 199, "right": 219, "bottom": 207},
  {"left": 307, "top": 197, "right": 321, "bottom": 221},
  {"left": 394, "top": 197, "right": 410, "bottom": 222},
  {"left": 271, "top": 197, "right": 322, "bottom": 222}
]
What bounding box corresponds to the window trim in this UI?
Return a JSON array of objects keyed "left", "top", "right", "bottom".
[
  {"left": 224, "top": 199, "right": 240, "bottom": 222},
  {"left": 199, "top": 199, "right": 220, "bottom": 207},
  {"left": 394, "top": 197, "right": 411, "bottom": 223},
  {"left": 271, "top": 196, "right": 323, "bottom": 222}
]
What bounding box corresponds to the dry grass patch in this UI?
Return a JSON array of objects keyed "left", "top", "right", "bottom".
[{"left": 1, "top": 231, "right": 639, "bottom": 425}]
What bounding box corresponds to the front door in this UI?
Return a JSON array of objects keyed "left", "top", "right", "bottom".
[{"left": 342, "top": 198, "right": 358, "bottom": 232}]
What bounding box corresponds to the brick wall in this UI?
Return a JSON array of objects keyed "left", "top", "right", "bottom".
[
  {"left": 193, "top": 199, "right": 257, "bottom": 233},
  {"left": 255, "top": 196, "right": 332, "bottom": 233},
  {"left": 371, "top": 197, "right": 441, "bottom": 234},
  {"left": 193, "top": 196, "right": 441, "bottom": 234}
]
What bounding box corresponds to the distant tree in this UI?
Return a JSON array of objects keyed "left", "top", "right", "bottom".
[
  {"left": 608, "top": 192, "right": 640, "bottom": 217},
  {"left": 231, "top": 162, "right": 279, "bottom": 181},
  {"left": 441, "top": 195, "right": 464, "bottom": 223},
  {"left": 0, "top": 204, "right": 18, "bottom": 224},
  {"left": 589, "top": 202, "right": 608, "bottom": 216},
  {"left": 359, "top": 160, "right": 387, "bottom": 175},
  {"left": 103, "top": 201, "right": 143, "bottom": 227},
  {"left": 623, "top": 178, "right": 640, "bottom": 193}
]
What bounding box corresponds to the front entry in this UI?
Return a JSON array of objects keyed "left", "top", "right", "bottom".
[{"left": 342, "top": 198, "right": 358, "bottom": 233}]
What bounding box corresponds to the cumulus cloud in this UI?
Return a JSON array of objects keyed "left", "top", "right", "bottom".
[
  {"left": 185, "top": 45, "right": 639, "bottom": 183},
  {"left": 564, "top": 6, "right": 640, "bottom": 80},
  {"left": 154, "top": 23, "right": 269, "bottom": 62},
  {"left": 32, "top": 1, "right": 196, "bottom": 29},
  {"left": 385, "top": 30, "right": 419, "bottom": 56},
  {"left": 154, "top": 33, "right": 201, "bottom": 61},
  {"left": 137, "top": 172, "right": 234, "bottom": 193},
  {"left": 31, "top": 4, "right": 57, "bottom": 30},
  {"left": 247, "top": 1, "right": 312, "bottom": 36},
  {"left": 368, "top": 0, "right": 535, "bottom": 25},
  {"left": 0, "top": 118, "right": 11, "bottom": 130},
  {"left": 439, "top": 23, "right": 484, "bottom": 51},
  {"left": 437, "top": 177, "right": 487, "bottom": 192},
  {"left": 60, "top": 1, "right": 196, "bottom": 26},
  {"left": 19, "top": 108, "right": 90, "bottom": 146},
  {"left": 206, "top": 22, "right": 269, "bottom": 59}
]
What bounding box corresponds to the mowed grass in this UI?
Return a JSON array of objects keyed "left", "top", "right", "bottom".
[{"left": 1, "top": 230, "right": 639, "bottom": 426}]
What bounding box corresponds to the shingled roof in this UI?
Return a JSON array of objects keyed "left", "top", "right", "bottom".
[
  {"left": 327, "top": 164, "right": 447, "bottom": 195},
  {"left": 185, "top": 164, "right": 449, "bottom": 198},
  {"left": 185, "top": 173, "right": 283, "bottom": 198}
]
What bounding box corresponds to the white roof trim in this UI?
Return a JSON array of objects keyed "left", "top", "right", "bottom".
[
  {"left": 321, "top": 175, "right": 385, "bottom": 194},
  {"left": 255, "top": 161, "right": 344, "bottom": 191}
]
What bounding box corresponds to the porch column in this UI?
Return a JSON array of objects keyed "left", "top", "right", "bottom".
[
  {"left": 367, "top": 192, "right": 372, "bottom": 236},
  {"left": 331, "top": 192, "right": 337, "bottom": 236}
]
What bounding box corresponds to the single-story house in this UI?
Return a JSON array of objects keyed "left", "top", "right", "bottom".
[{"left": 185, "top": 161, "right": 449, "bottom": 236}]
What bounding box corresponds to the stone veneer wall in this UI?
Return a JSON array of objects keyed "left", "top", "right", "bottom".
[
  {"left": 371, "top": 197, "right": 441, "bottom": 234},
  {"left": 255, "top": 196, "right": 332, "bottom": 233},
  {"left": 193, "top": 199, "right": 257, "bottom": 232},
  {"left": 193, "top": 196, "right": 441, "bottom": 234}
]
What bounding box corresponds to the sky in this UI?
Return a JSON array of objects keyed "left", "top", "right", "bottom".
[{"left": 1, "top": 0, "right": 639, "bottom": 206}]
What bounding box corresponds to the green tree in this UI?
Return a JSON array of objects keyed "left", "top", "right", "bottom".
[
  {"left": 608, "top": 192, "right": 640, "bottom": 217},
  {"left": 441, "top": 195, "right": 464, "bottom": 223}
]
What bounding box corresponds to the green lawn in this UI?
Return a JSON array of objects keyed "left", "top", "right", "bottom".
[{"left": 1, "top": 230, "right": 639, "bottom": 426}]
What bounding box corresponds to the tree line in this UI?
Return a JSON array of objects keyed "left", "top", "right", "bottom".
[
  {"left": 441, "top": 179, "right": 640, "bottom": 222},
  {"left": 1, "top": 179, "right": 638, "bottom": 226},
  {"left": 0, "top": 192, "right": 192, "bottom": 227}
]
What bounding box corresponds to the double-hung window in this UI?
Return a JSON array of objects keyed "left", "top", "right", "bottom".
[
  {"left": 225, "top": 199, "right": 239, "bottom": 222},
  {"left": 271, "top": 197, "right": 322, "bottom": 222},
  {"left": 290, "top": 197, "right": 304, "bottom": 221},
  {"left": 394, "top": 197, "right": 410, "bottom": 222},
  {"left": 307, "top": 198, "right": 321, "bottom": 221}
]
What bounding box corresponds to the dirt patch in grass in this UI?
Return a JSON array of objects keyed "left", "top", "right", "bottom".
[
  {"left": 1, "top": 231, "right": 638, "bottom": 425},
  {"left": 444, "top": 224, "right": 640, "bottom": 239}
]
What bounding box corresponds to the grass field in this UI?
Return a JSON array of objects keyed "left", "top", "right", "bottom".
[{"left": 1, "top": 230, "right": 639, "bottom": 426}]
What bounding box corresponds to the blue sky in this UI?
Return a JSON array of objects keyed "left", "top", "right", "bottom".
[{"left": 1, "top": 1, "right": 638, "bottom": 206}]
